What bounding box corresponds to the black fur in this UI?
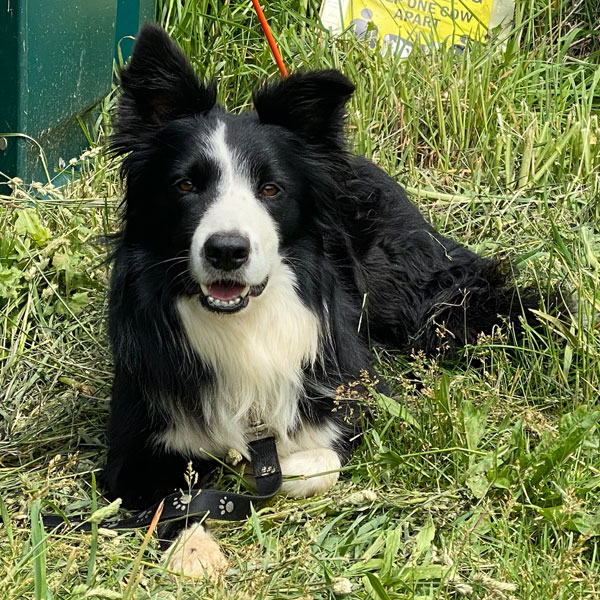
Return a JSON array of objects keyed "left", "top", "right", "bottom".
[{"left": 105, "top": 24, "right": 544, "bottom": 511}]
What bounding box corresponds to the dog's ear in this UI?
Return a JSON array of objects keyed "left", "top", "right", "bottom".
[
  {"left": 112, "top": 24, "right": 216, "bottom": 154},
  {"left": 253, "top": 70, "right": 355, "bottom": 147}
]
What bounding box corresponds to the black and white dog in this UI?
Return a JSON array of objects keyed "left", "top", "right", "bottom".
[{"left": 106, "top": 24, "right": 542, "bottom": 575}]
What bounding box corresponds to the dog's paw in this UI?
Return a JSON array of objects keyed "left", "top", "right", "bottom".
[
  {"left": 164, "top": 524, "right": 227, "bottom": 580},
  {"left": 280, "top": 448, "right": 341, "bottom": 498}
]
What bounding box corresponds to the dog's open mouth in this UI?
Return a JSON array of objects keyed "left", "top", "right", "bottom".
[{"left": 198, "top": 279, "right": 268, "bottom": 313}]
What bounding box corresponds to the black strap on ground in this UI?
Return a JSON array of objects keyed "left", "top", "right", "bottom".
[{"left": 41, "top": 436, "right": 282, "bottom": 532}]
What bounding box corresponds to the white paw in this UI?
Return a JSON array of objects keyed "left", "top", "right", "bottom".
[
  {"left": 164, "top": 523, "right": 227, "bottom": 580},
  {"left": 280, "top": 448, "right": 341, "bottom": 498}
]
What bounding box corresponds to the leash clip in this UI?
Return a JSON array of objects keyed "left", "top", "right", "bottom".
[{"left": 249, "top": 419, "right": 268, "bottom": 439}]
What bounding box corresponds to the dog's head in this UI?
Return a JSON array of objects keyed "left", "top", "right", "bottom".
[{"left": 112, "top": 24, "right": 354, "bottom": 314}]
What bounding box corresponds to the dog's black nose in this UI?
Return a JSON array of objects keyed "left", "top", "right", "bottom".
[{"left": 204, "top": 233, "right": 250, "bottom": 271}]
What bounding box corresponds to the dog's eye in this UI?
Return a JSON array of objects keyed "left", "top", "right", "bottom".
[
  {"left": 259, "top": 184, "right": 280, "bottom": 198},
  {"left": 176, "top": 179, "right": 195, "bottom": 193}
]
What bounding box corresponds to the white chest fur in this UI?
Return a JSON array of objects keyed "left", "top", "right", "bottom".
[{"left": 158, "top": 262, "right": 328, "bottom": 459}]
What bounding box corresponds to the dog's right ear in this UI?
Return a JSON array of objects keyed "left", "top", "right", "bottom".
[{"left": 112, "top": 24, "right": 216, "bottom": 154}]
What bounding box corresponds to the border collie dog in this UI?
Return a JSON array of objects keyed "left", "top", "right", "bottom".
[{"left": 106, "top": 24, "right": 541, "bottom": 576}]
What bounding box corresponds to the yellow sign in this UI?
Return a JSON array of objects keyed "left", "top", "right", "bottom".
[{"left": 322, "top": 0, "right": 498, "bottom": 56}]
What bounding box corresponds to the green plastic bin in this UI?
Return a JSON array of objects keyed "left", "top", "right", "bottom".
[{"left": 0, "top": 0, "right": 155, "bottom": 184}]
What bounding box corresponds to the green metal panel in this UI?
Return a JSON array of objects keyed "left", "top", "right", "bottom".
[
  {"left": 0, "top": 0, "right": 154, "bottom": 184},
  {"left": 115, "top": 0, "right": 156, "bottom": 63},
  {"left": 0, "top": 3, "right": 21, "bottom": 181}
]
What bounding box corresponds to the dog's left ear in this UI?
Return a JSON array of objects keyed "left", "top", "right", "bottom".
[{"left": 253, "top": 70, "right": 355, "bottom": 148}]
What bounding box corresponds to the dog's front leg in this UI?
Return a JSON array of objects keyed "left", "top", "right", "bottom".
[
  {"left": 163, "top": 447, "right": 341, "bottom": 577},
  {"left": 164, "top": 522, "right": 227, "bottom": 580},
  {"left": 279, "top": 448, "right": 342, "bottom": 498}
]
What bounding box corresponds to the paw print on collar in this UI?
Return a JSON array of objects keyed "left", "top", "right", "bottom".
[
  {"left": 172, "top": 493, "right": 192, "bottom": 512},
  {"left": 219, "top": 496, "right": 234, "bottom": 516},
  {"left": 135, "top": 508, "right": 153, "bottom": 523},
  {"left": 260, "top": 465, "right": 276, "bottom": 476}
]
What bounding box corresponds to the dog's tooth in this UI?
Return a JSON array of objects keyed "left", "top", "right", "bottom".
[
  {"left": 200, "top": 283, "right": 209, "bottom": 296},
  {"left": 241, "top": 285, "right": 250, "bottom": 297},
  {"left": 205, "top": 293, "right": 244, "bottom": 309}
]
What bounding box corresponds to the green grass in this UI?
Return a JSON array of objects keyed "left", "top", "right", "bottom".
[{"left": 1, "top": 0, "right": 599, "bottom": 598}]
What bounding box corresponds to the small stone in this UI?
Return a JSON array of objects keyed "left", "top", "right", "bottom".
[
  {"left": 453, "top": 582, "right": 473, "bottom": 595},
  {"left": 340, "top": 490, "right": 378, "bottom": 506},
  {"left": 90, "top": 498, "right": 122, "bottom": 523},
  {"left": 473, "top": 573, "right": 517, "bottom": 593},
  {"left": 41, "top": 286, "right": 55, "bottom": 299},
  {"left": 332, "top": 577, "right": 353, "bottom": 596},
  {"left": 225, "top": 448, "right": 243, "bottom": 466}
]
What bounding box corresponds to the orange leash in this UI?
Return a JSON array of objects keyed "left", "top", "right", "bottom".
[{"left": 251, "top": 0, "right": 288, "bottom": 77}]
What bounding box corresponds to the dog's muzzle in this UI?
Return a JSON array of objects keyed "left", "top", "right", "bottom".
[{"left": 198, "top": 278, "right": 268, "bottom": 313}]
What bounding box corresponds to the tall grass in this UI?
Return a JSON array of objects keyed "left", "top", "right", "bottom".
[{"left": 0, "top": 1, "right": 598, "bottom": 598}]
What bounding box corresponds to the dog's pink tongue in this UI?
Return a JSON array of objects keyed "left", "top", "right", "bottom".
[{"left": 207, "top": 282, "right": 245, "bottom": 301}]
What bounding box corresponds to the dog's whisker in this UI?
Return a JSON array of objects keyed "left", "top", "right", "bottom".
[{"left": 139, "top": 255, "right": 189, "bottom": 276}]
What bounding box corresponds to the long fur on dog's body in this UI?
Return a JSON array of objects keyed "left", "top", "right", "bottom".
[{"left": 106, "top": 24, "right": 543, "bottom": 575}]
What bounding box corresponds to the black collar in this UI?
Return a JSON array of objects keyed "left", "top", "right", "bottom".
[{"left": 42, "top": 436, "right": 282, "bottom": 531}]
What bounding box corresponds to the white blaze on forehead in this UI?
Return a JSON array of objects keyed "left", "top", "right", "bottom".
[
  {"left": 190, "top": 121, "right": 279, "bottom": 285},
  {"left": 208, "top": 120, "right": 237, "bottom": 186}
]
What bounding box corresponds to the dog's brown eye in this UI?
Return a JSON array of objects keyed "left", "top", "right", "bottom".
[
  {"left": 177, "top": 179, "right": 194, "bottom": 192},
  {"left": 260, "top": 184, "right": 280, "bottom": 197}
]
